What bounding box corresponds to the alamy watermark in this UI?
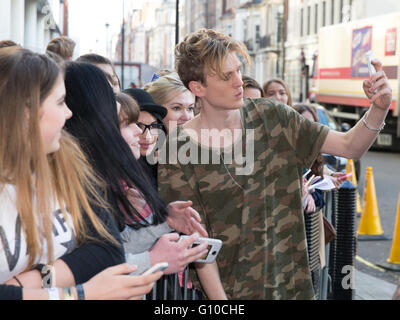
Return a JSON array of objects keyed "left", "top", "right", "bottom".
[
  {"left": 341, "top": 265, "right": 355, "bottom": 290},
  {"left": 146, "top": 123, "right": 255, "bottom": 176},
  {"left": 40, "top": 264, "right": 56, "bottom": 288}
]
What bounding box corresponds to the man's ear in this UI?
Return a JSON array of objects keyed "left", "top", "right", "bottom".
[{"left": 188, "top": 80, "right": 205, "bottom": 98}]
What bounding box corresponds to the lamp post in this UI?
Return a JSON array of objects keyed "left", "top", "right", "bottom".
[
  {"left": 299, "top": 48, "right": 309, "bottom": 102},
  {"left": 105, "top": 23, "right": 110, "bottom": 59},
  {"left": 121, "top": 0, "right": 125, "bottom": 89},
  {"left": 175, "top": 0, "right": 179, "bottom": 45},
  {"left": 59, "top": 0, "right": 65, "bottom": 35}
]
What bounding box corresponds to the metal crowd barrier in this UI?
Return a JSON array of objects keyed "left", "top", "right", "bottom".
[
  {"left": 304, "top": 190, "right": 334, "bottom": 300},
  {"left": 144, "top": 268, "right": 202, "bottom": 300}
]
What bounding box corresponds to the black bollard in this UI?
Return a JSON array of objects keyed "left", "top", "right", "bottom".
[{"left": 331, "top": 180, "right": 357, "bottom": 300}]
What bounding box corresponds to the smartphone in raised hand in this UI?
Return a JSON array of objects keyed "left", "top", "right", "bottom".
[{"left": 365, "top": 51, "right": 377, "bottom": 77}]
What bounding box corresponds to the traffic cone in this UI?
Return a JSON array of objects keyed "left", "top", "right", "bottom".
[
  {"left": 357, "top": 167, "right": 390, "bottom": 241},
  {"left": 378, "top": 194, "right": 400, "bottom": 271},
  {"left": 345, "top": 159, "right": 362, "bottom": 216}
]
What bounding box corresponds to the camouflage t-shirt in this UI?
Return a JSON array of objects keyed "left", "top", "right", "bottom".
[{"left": 158, "top": 98, "right": 330, "bottom": 299}]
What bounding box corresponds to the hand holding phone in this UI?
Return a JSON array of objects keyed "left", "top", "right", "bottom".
[
  {"left": 179, "top": 236, "right": 222, "bottom": 264},
  {"left": 141, "top": 262, "right": 168, "bottom": 275},
  {"left": 365, "top": 51, "right": 377, "bottom": 77}
]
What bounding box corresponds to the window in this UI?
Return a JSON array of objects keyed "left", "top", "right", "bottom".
[
  {"left": 300, "top": 8, "right": 304, "bottom": 37},
  {"left": 307, "top": 6, "right": 311, "bottom": 35},
  {"left": 277, "top": 16, "right": 282, "bottom": 43},
  {"left": 314, "top": 4, "right": 318, "bottom": 34},
  {"left": 331, "top": 0, "right": 335, "bottom": 25},
  {"left": 322, "top": 1, "right": 326, "bottom": 27},
  {"left": 255, "top": 25, "right": 260, "bottom": 44},
  {"left": 339, "top": 0, "right": 343, "bottom": 23}
]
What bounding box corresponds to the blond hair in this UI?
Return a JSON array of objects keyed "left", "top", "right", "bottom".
[
  {"left": 155, "top": 69, "right": 174, "bottom": 77},
  {"left": 144, "top": 72, "right": 190, "bottom": 106},
  {"left": 0, "top": 47, "right": 117, "bottom": 269},
  {"left": 175, "top": 29, "right": 250, "bottom": 88}
]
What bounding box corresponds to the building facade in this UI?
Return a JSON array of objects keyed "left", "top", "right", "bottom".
[
  {"left": 115, "top": 0, "right": 286, "bottom": 85},
  {"left": 0, "top": 0, "right": 64, "bottom": 52},
  {"left": 239, "top": 0, "right": 286, "bottom": 86},
  {"left": 148, "top": 0, "right": 176, "bottom": 70},
  {"left": 183, "top": 0, "right": 286, "bottom": 87},
  {"left": 115, "top": 0, "right": 179, "bottom": 71}
]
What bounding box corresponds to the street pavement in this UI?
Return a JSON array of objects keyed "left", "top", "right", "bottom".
[
  {"left": 353, "top": 150, "right": 399, "bottom": 300},
  {"left": 326, "top": 150, "right": 400, "bottom": 300},
  {"left": 354, "top": 151, "right": 400, "bottom": 288},
  {"left": 355, "top": 269, "right": 398, "bottom": 300}
]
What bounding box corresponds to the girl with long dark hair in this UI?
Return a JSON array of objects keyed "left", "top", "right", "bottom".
[{"left": 63, "top": 62, "right": 209, "bottom": 278}]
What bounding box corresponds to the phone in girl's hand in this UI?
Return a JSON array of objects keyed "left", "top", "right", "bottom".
[
  {"left": 141, "top": 262, "right": 168, "bottom": 275},
  {"left": 179, "top": 236, "right": 222, "bottom": 264}
]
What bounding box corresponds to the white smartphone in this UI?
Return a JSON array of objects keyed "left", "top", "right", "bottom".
[
  {"left": 141, "top": 262, "right": 168, "bottom": 275},
  {"left": 180, "top": 236, "right": 223, "bottom": 264},
  {"left": 365, "top": 51, "right": 377, "bottom": 77}
]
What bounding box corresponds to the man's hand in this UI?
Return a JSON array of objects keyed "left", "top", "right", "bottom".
[{"left": 363, "top": 59, "right": 392, "bottom": 111}]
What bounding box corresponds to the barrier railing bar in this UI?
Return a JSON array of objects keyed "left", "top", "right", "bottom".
[
  {"left": 152, "top": 280, "right": 157, "bottom": 300},
  {"left": 183, "top": 268, "right": 189, "bottom": 300},
  {"left": 163, "top": 276, "right": 168, "bottom": 300},
  {"left": 173, "top": 274, "right": 178, "bottom": 300}
]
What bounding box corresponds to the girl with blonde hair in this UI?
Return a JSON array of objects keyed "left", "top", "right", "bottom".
[
  {"left": 144, "top": 72, "right": 195, "bottom": 133},
  {"left": 0, "top": 47, "right": 161, "bottom": 299}
]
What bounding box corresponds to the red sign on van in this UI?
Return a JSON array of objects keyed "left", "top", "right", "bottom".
[{"left": 385, "top": 28, "right": 396, "bottom": 56}]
